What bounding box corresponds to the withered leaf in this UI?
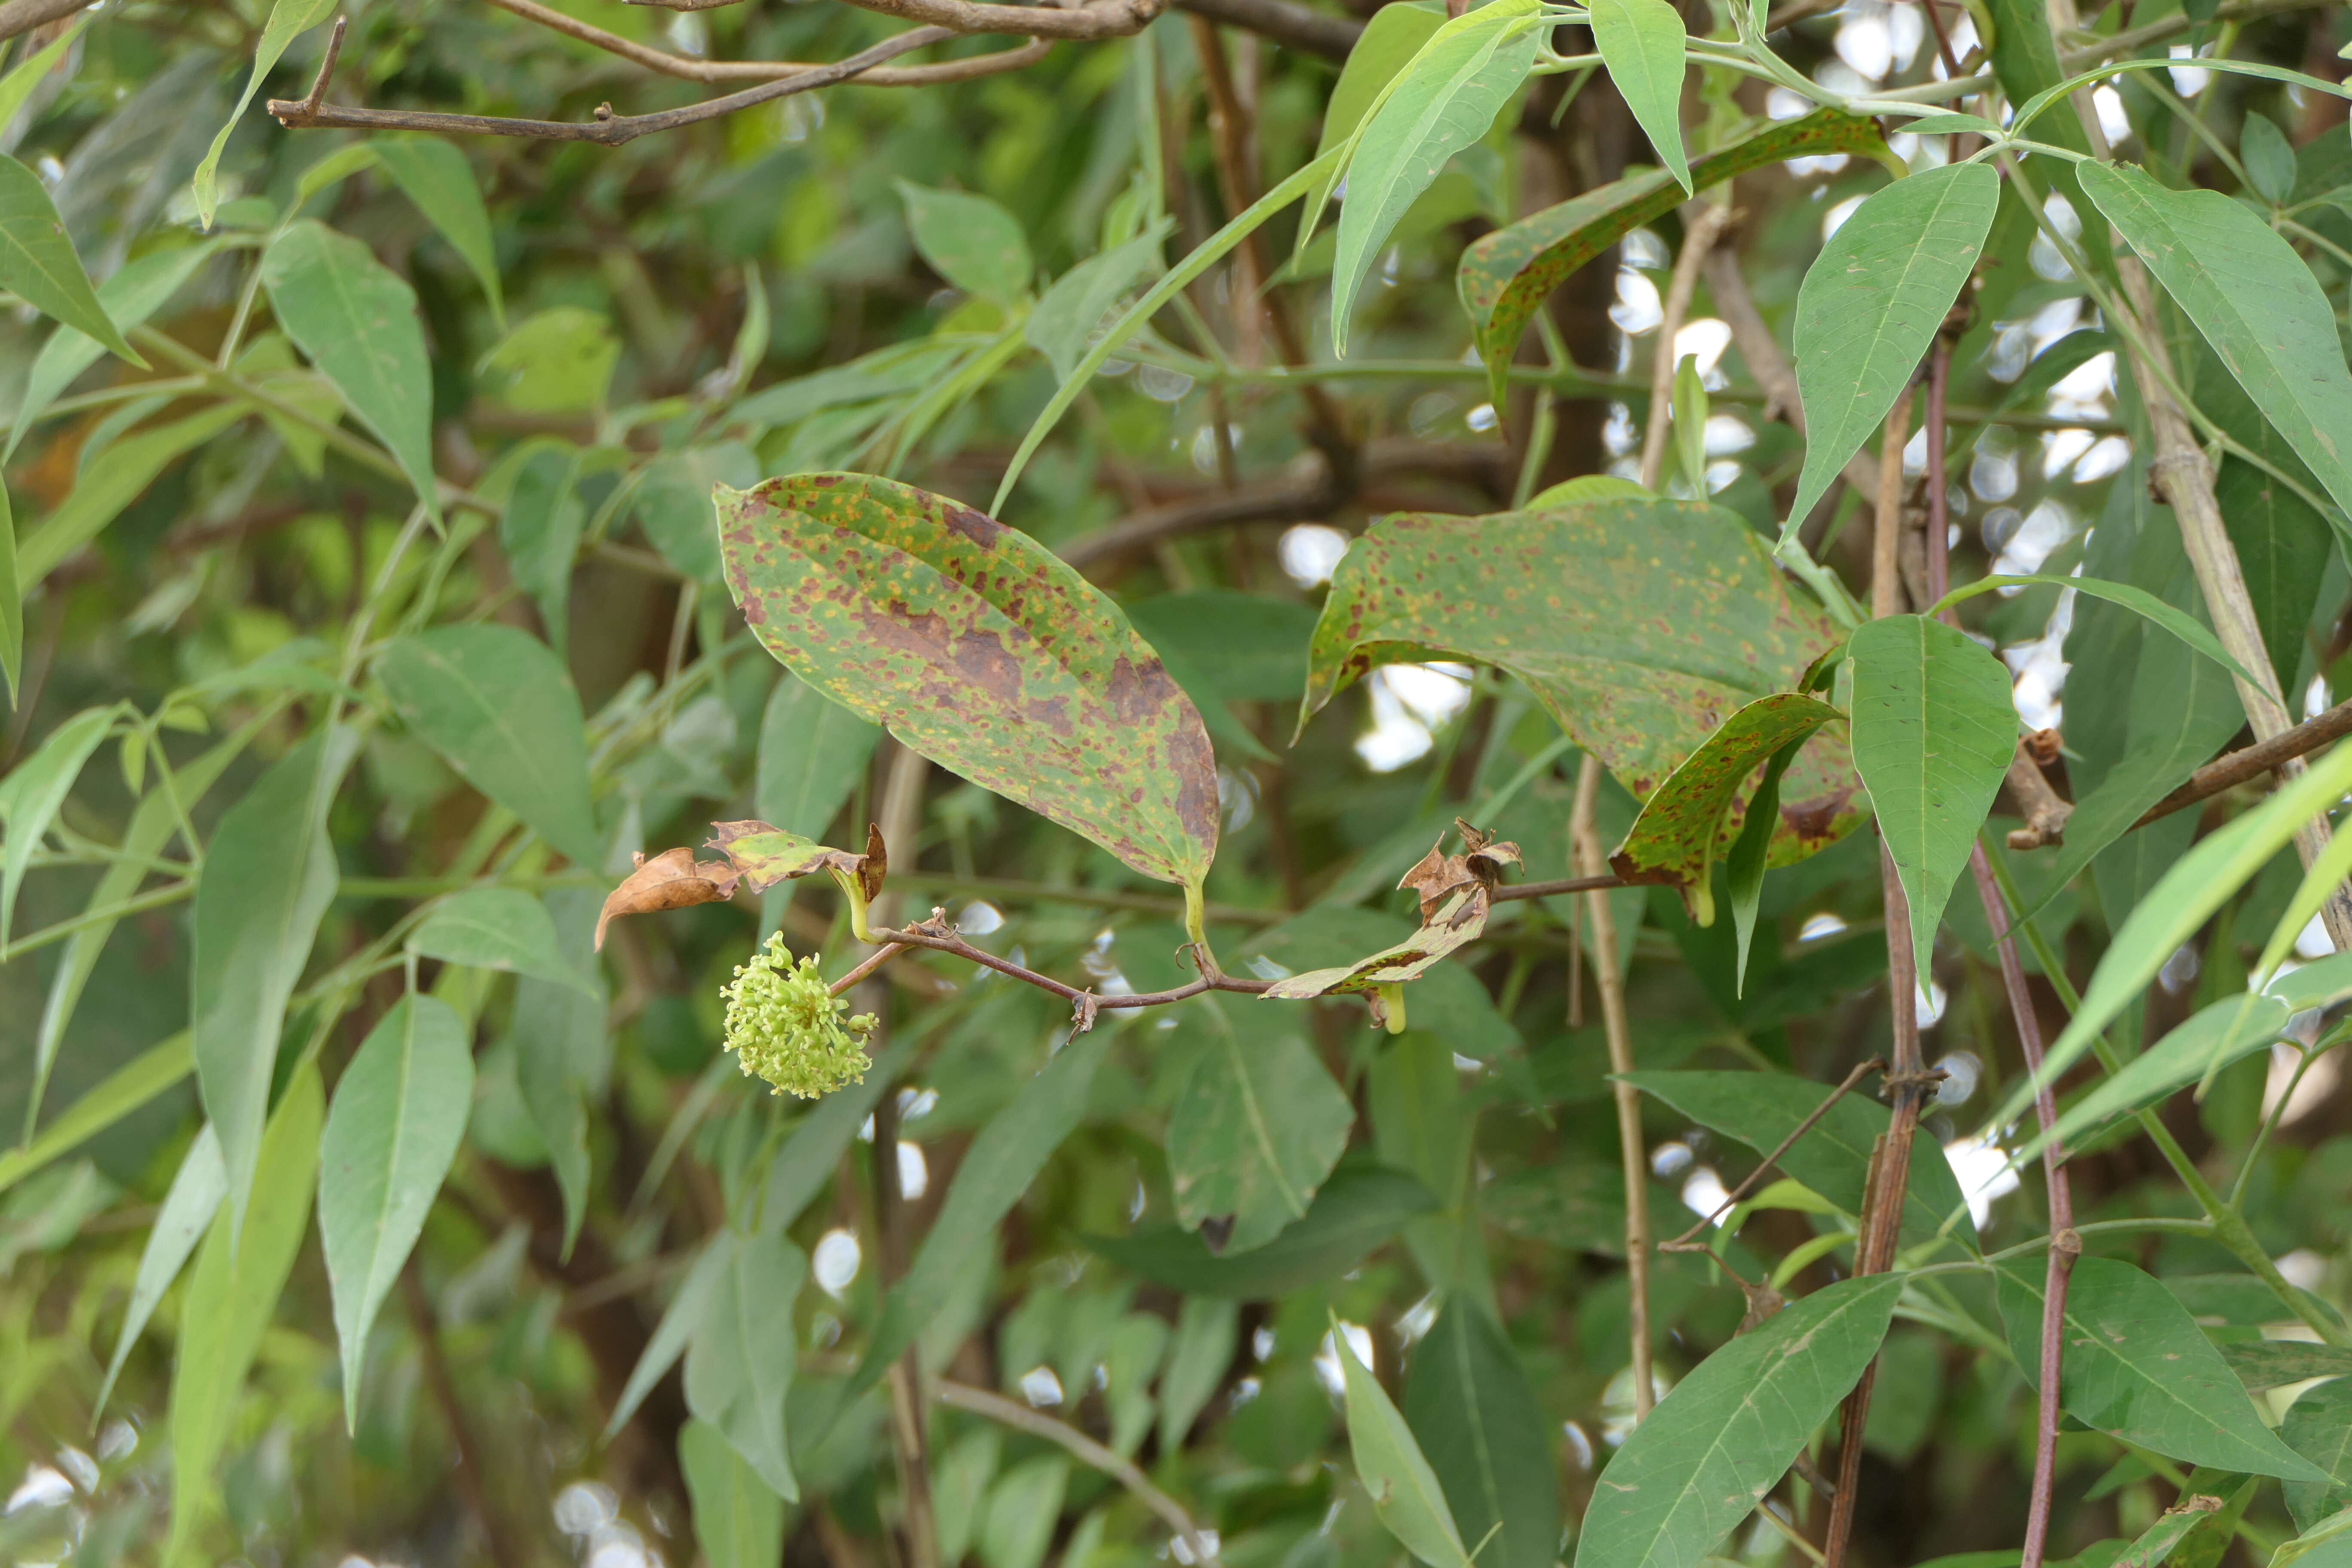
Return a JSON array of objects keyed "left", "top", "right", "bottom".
[
  {"left": 1396, "top": 819, "right": 1522, "bottom": 922},
  {"left": 595, "top": 847, "right": 738, "bottom": 950},
  {"left": 705, "top": 818, "right": 885, "bottom": 900},
  {"left": 1260, "top": 887, "right": 1491, "bottom": 1004}
]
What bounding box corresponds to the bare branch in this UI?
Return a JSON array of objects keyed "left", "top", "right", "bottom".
[
  {"left": 1174, "top": 0, "right": 1360, "bottom": 61},
  {"left": 835, "top": 0, "right": 1163, "bottom": 40},
  {"left": 0, "top": 0, "right": 89, "bottom": 45},
  {"left": 2129, "top": 698, "right": 2352, "bottom": 830},
  {"left": 482, "top": 0, "right": 1052, "bottom": 84}
]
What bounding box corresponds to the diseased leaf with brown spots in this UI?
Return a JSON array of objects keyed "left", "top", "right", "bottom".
[
  {"left": 1262, "top": 888, "right": 1491, "bottom": 1008},
  {"left": 705, "top": 819, "right": 883, "bottom": 901},
  {"left": 1399, "top": 818, "right": 1521, "bottom": 921},
  {"left": 597, "top": 847, "right": 738, "bottom": 951},
  {"left": 718, "top": 474, "right": 1219, "bottom": 891},
  {"left": 1611, "top": 693, "right": 1849, "bottom": 893},
  {"left": 1299, "top": 499, "right": 1865, "bottom": 867},
  {"left": 1457, "top": 111, "right": 1886, "bottom": 412}
]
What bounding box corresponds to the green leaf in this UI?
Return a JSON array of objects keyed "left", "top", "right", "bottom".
[
  {"left": 1784, "top": 163, "right": 1999, "bottom": 543},
  {"left": 0, "top": 703, "right": 117, "bottom": 948},
  {"left": 2266, "top": 951, "right": 2352, "bottom": 1013},
  {"left": 1981, "top": 738, "right": 2352, "bottom": 1136},
  {"left": 0, "top": 1034, "right": 192, "bottom": 1197},
  {"left": 1026, "top": 225, "right": 1169, "bottom": 383},
  {"left": 1336, "top": 1313, "right": 1469, "bottom": 1568},
  {"left": 16, "top": 402, "right": 249, "bottom": 588},
  {"left": 1167, "top": 993, "right": 1354, "bottom": 1253},
  {"left": 0, "top": 16, "right": 85, "bottom": 133},
  {"left": 2223, "top": 1341, "right": 2352, "bottom": 1392},
  {"left": 1590, "top": 0, "right": 1690, "bottom": 193},
  {"left": 478, "top": 306, "right": 619, "bottom": 416},
  {"left": 1331, "top": 0, "right": 1540, "bottom": 356},
  {"left": 0, "top": 480, "right": 15, "bottom": 706},
  {"left": 1994, "top": 1257, "right": 2333, "bottom": 1481},
  {"left": 686, "top": 1231, "right": 805, "bottom": 1500},
  {"left": 1403, "top": 1299, "right": 1560, "bottom": 1568},
  {"left": 1612, "top": 693, "right": 1845, "bottom": 905},
  {"left": 2243, "top": 113, "right": 2300, "bottom": 206},
  {"left": 372, "top": 136, "right": 505, "bottom": 327},
  {"left": 499, "top": 441, "right": 584, "bottom": 650},
  {"left": 1932, "top": 574, "right": 2258, "bottom": 686},
  {"left": 2285, "top": 1379, "right": 2352, "bottom": 1531},
  {"left": 318, "top": 994, "right": 474, "bottom": 1428},
  {"left": 937, "top": 1429, "right": 1003, "bottom": 1565},
  {"left": 377, "top": 624, "right": 603, "bottom": 867},
  {"left": 5, "top": 239, "right": 221, "bottom": 463},
  {"left": 191, "top": 0, "right": 335, "bottom": 226},
  {"left": 2079, "top": 160, "right": 2352, "bottom": 531},
  {"left": 1302, "top": 1, "right": 1446, "bottom": 228},
  {"left": 1159, "top": 1297, "right": 1240, "bottom": 1451},
  {"left": 1572, "top": 1274, "right": 1905, "bottom": 1568},
  {"left": 757, "top": 1041, "right": 909, "bottom": 1234},
  {"left": 1299, "top": 499, "right": 1864, "bottom": 868},
  {"left": 1727, "top": 733, "right": 1804, "bottom": 993},
  {"left": 718, "top": 474, "right": 1218, "bottom": 893},
  {"left": 681, "top": 1418, "right": 787, "bottom": 1568},
  {"left": 1847, "top": 614, "right": 2017, "bottom": 978},
  {"left": 261, "top": 220, "right": 441, "bottom": 523},
  {"left": 1901, "top": 111, "right": 2005, "bottom": 135},
  {"left": 609, "top": 1235, "right": 738, "bottom": 1439},
  {"left": 2271, "top": 1508, "right": 2352, "bottom": 1568},
  {"left": 638, "top": 444, "right": 760, "bottom": 582},
  {"left": 896, "top": 182, "right": 1032, "bottom": 304},
  {"left": 1621, "top": 1069, "right": 1977, "bottom": 1250},
  {"left": 1458, "top": 112, "right": 1884, "bottom": 410},
  {"left": 407, "top": 886, "right": 598, "bottom": 993},
  {"left": 852, "top": 1029, "right": 1112, "bottom": 1395},
  {"left": 980, "top": 1456, "right": 1070, "bottom": 1568},
  {"left": 2013, "top": 993, "right": 2288, "bottom": 1164},
  {"left": 96, "top": 1127, "right": 224, "bottom": 1416},
  {"left": 166, "top": 1065, "right": 323, "bottom": 1565},
  {"left": 511, "top": 890, "right": 607, "bottom": 1257},
  {"left": 1086, "top": 1163, "right": 1438, "bottom": 1297},
  {"left": 0, "top": 152, "right": 144, "bottom": 365},
  {"left": 1127, "top": 590, "right": 1324, "bottom": 704},
  {"left": 191, "top": 729, "right": 355, "bottom": 1233}
]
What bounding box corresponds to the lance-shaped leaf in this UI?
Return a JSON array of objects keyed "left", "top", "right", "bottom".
[
  {"left": 1301, "top": 1, "right": 1446, "bottom": 226},
  {"left": 319, "top": 995, "right": 474, "bottom": 1428},
  {"left": 377, "top": 624, "right": 602, "bottom": 867},
  {"left": 1331, "top": 0, "right": 1540, "bottom": 357},
  {"left": 16, "top": 403, "right": 249, "bottom": 589},
  {"left": 718, "top": 474, "right": 1219, "bottom": 892},
  {"left": 1458, "top": 112, "right": 1883, "bottom": 409},
  {"left": 191, "top": 0, "right": 334, "bottom": 225},
  {"left": 1612, "top": 693, "right": 1846, "bottom": 907},
  {"left": 1847, "top": 614, "right": 2017, "bottom": 979},
  {"left": 1783, "top": 162, "right": 2000, "bottom": 543},
  {"left": 261, "top": 220, "right": 441, "bottom": 524},
  {"left": 2080, "top": 160, "right": 2352, "bottom": 529},
  {"left": 1573, "top": 1274, "right": 1904, "bottom": 1568},
  {"left": 1590, "top": 0, "right": 1690, "bottom": 193},
  {"left": 686, "top": 1231, "right": 805, "bottom": 1500},
  {"left": 408, "top": 886, "right": 597, "bottom": 992},
  {"left": 0, "top": 703, "right": 119, "bottom": 949},
  {"left": 373, "top": 136, "right": 505, "bottom": 328},
  {"left": 1931, "top": 573, "right": 2258, "bottom": 686},
  {"left": 2012, "top": 994, "right": 2288, "bottom": 1164},
  {"left": 0, "top": 152, "right": 143, "bottom": 365},
  {"left": 596, "top": 846, "right": 741, "bottom": 950},
  {"left": 1403, "top": 1299, "right": 1561, "bottom": 1568},
  {"left": 1299, "top": 499, "right": 1864, "bottom": 866},
  {"left": 2223, "top": 1341, "right": 2352, "bottom": 1392},
  {"left": 97, "top": 1127, "right": 225, "bottom": 1416},
  {"left": 6, "top": 239, "right": 220, "bottom": 462},
  {"left": 681, "top": 1420, "right": 787, "bottom": 1568},
  {"left": 1335, "top": 1318, "right": 1470, "bottom": 1568},
  {"left": 1994, "top": 1257, "right": 2334, "bottom": 1482}
]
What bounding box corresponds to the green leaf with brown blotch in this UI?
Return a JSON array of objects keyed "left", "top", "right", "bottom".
[
  {"left": 1260, "top": 888, "right": 1488, "bottom": 1017},
  {"left": 717, "top": 473, "right": 1219, "bottom": 893},
  {"left": 1298, "top": 498, "right": 1865, "bottom": 869},
  {"left": 1611, "top": 692, "right": 1847, "bottom": 903},
  {"left": 1457, "top": 111, "right": 1885, "bottom": 410},
  {"left": 703, "top": 819, "right": 881, "bottom": 899}
]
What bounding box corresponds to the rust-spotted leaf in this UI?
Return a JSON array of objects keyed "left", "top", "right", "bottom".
[
  {"left": 718, "top": 475, "right": 1219, "bottom": 894},
  {"left": 1612, "top": 692, "right": 1848, "bottom": 898},
  {"left": 1456, "top": 111, "right": 1886, "bottom": 412},
  {"left": 1299, "top": 499, "right": 1864, "bottom": 867}
]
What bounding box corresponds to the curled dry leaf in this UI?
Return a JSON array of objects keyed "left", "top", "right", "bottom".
[
  {"left": 1398, "top": 817, "right": 1521, "bottom": 922},
  {"left": 705, "top": 818, "right": 885, "bottom": 902},
  {"left": 595, "top": 847, "right": 739, "bottom": 951},
  {"left": 1260, "top": 887, "right": 1491, "bottom": 1008}
]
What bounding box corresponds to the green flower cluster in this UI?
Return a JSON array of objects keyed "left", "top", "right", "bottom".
[{"left": 720, "top": 935, "right": 877, "bottom": 1099}]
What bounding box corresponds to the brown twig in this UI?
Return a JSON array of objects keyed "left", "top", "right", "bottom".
[
  {"left": 1173, "top": 0, "right": 1360, "bottom": 59},
  {"left": 1659, "top": 1057, "right": 1885, "bottom": 1250},
  {"left": 1870, "top": 383, "right": 1917, "bottom": 620},
  {"left": 1494, "top": 871, "right": 1630, "bottom": 902},
  {"left": 1639, "top": 200, "right": 1736, "bottom": 492},
  {"left": 2004, "top": 744, "right": 2074, "bottom": 850},
  {"left": 2129, "top": 698, "right": 2352, "bottom": 829},
  {"left": 481, "top": 0, "right": 1053, "bottom": 83},
  {"left": 0, "top": 0, "right": 89, "bottom": 44},
  {"left": 1573, "top": 756, "right": 1653, "bottom": 1422}
]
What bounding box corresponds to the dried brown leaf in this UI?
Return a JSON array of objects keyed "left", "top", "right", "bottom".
[{"left": 596, "top": 846, "right": 739, "bottom": 950}]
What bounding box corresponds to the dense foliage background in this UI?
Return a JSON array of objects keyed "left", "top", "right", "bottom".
[{"left": 2, "top": 0, "right": 2351, "bottom": 1566}]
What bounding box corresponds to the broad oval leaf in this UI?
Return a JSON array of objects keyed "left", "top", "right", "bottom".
[
  {"left": 1458, "top": 112, "right": 1883, "bottom": 410},
  {"left": 681, "top": 1419, "right": 787, "bottom": 1568},
  {"left": 2080, "top": 160, "right": 2352, "bottom": 526},
  {"left": 1403, "top": 1299, "right": 1561, "bottom": 1568},
  {"left": 1994, "top": 1256, "right": 2334, "bottom": 1482},
  {"left": 407, "top": 886, "right": 597, "bottom": 994},
  {"left": 1336, "top": 1317, "right": 1469, "bottom": 1568},
  {"left": 319, "top": 994, "right": 475, "bottom": 1428},
  {"left": 1573, "top": 1274, "right": 1904, "bottom": 1568},
  {"left": 718, "top": 473, "right": 1219, "bottom": 891},
  {"left": 0, "top": 151, "right": 143, "bottom": 365},
  {"left": 167, "top": 1066, "right": 323, "bottom": 1565},
  {"left": 376, "top": 624, "right": 603, "bottom": 868},
  {"left": 1298, "top": 499, "right": 1864, "bottom": 867},
  {"left": 1332, "top": 0, "right": 1540, "bottom": 356},
  {"left": 1589, "top": 0, "right": 1690, "bottom": 193},
  {"left": 1612, "top": 693, "right": 1846, "bottom": 894},
  {"left": 1847, "top": 614, "right": 2017, "bottom": 979},
  {"left": 896, "top": 182, "right": 1032, "bottom": 305},
  {"left": 261, "top": 220, "right": 441, "bottom": 523},
  {"left": 1621, "top": 1069, "right": 1978, "bottom": 1251},
  {"left": 1167, "top": 993, "right": 1355, "bottom": 1253},
  {"left": 686, "top": 1231, "right": 805, "bottom": 1500},
  {"left": 373, "top": 135, "right": 505, "bottom": 326},
  {"left": 1784, "top": 162, "right": 2000, "bottom": 542}
]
